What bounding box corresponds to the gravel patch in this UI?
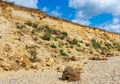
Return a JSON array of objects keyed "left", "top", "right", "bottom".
[
  {"left": 80, "top": 56, "right": 120, "bottom": 84},
  {"left": 0, "top": 56, "right": 120, "bottom": 84}
]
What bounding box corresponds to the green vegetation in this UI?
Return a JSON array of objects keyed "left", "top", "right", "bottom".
[
  {"left": 23, "top": 21, "right": 120, "bottom": 58},
  {"left": 50, "top": 44, "right": 57, "bottom": 48},
  {"left": 42, "top": 33, "right": 51, "bottom": 41},
  {"left": 104, "top": 42, "right": 112, "bottom": 49},
  {"left": 60, "top": 49, "right": 68, "bottom": 56},
  {"left": 25, "top": 21, "right": 32, "bottom": 26},
  {"left": 72, "top": 39, "right": 78, "bottom": 45},
  {"left": 79, "top": 40, "right": 83, "bottom": 43},
  {"left": 54, "top": 37, "right": 58, "bottom": 41},
  {"left": 91, "top": 39, "right": 102, "bottom": 49},
  {"left": 31, "top": 29, "right": 37, "bottom": 34},
  {"left": 62, "top": 32, "right": 68, "bottom": 37},
  {"left": 60, "top": 32, "right": 68, "bottom": 39},
  {"left": 70, "top": 45, "right": 74, "bottom": 48},
  {"left": 113, "top": 42, "right": 120, "bottom": 51}
]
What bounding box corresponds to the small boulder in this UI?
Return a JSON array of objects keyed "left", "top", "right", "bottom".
[
  {"left": 62, "top": 66, "right": 82, "bottom": 82},
  {"left": 46, "top": 58, "right": 55, "bottom": 67}
]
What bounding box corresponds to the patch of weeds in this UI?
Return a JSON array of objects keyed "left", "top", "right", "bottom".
[
  {"left": 61, "top": 32, "right": 68, "bottom": 39},
  {"left": 65, "top": 43, "right": 68, "bottom": 45},
  {"left": 17, "top": 24, "right": 26, "bottom": 29},
  {"left": 72, "top": 39, "right": 78, "bottom": 45},
  {"left": 25, "top": 22, "right": 38, "bottom": 28},
  {"left": 104, "top": 42, "right": 112, "bottom": 49},
  {"left": 42, "top": 33, "right": 51, "bottom": 41},
  {"left": 54, "top": 37, "right": 58, "bottom": 41},
  {"left": 58, "top": 45, "right": 62, "bottom": 48},
  {"left": 31, "top": 29, "right": 37, "bottom": 34},
  {"left": 50, "top": 44, "right": 57, "bottom": 48},
  {"left": 53, "top": 31, "right": 68, "bottom": 40},
  {"left": 24, "top": 21, "right": 32, "bottom": 26},
  {"left": 62, "top": 32, "right": 68, "bottom": 37},
  {"left": 79, "top": 40, "right": 83, "bottom": 43},
  {"left": 100, "top": 47, "right": 110, "bottom": 55},
  {"left": 91, "top": 39, "right": 102, "bottom": 49},
  {"left": 60, "top": 49, "right": 68, "bottom": 56},
  {"left": 44, "top": 25, "right": 52, "bottom": 33},
  {"left": 112, "top": 42, "right": 120, "bottom": 51},
  {"left": 70, "top": 45, "right": 74, "bottom": 49}
]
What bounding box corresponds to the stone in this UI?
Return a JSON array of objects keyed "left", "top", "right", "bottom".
[
  {"left": 21, "top": 57, "right": 31, "bottom": 70},
  {"left": 46, "top": 58, "right": 55, "bottom": 67},
  {"left": 31, "top": 63, "right": 39, "bottom": 70},
  {"left": 62, "top": 66, "right": 82, "bottom": 82}
]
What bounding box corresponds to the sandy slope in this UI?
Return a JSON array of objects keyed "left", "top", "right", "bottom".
[{"left": 0, "top": 56, "right": 120, "bottom": 84}]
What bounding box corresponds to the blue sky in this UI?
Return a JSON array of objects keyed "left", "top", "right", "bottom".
[{"left": 4, "top": 0, "right": 120, "bottom": 33}]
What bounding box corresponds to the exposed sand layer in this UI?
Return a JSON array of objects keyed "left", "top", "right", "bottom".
[{"left": 0, "top": 56, "right": 120, "bottom": 84}]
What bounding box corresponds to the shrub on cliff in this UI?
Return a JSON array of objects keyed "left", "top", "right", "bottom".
[
  {"left": 50, "top": 44, "right": 57, "bottom": 48},
  {"left": 60, "top": 49, "right": 68, "bottom": 56},
  {"left": 42, "top": 33, "right": 51, "bottom": 41},
  {"left": 91, "top": 39, "right": 102, "bottom": 49}
]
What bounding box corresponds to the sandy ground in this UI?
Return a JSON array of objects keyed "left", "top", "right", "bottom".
[{"left": 0, "top": 56, "right": 120, "bottom": 84}]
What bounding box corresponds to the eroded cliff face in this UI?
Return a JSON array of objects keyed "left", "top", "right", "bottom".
[
  {"left": 0, "top": 1, "right": 119, "bottom": 71},
  {"left": 1, "top": 1, "right": 120, "bottom": 41}
]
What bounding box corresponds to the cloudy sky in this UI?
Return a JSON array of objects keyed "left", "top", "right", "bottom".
[{"left": 3, "top": 0, "right": 120, "bottom": 33}]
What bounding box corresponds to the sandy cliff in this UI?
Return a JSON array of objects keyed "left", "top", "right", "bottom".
[{"left": 0, "top": 1, "right": 119, "bottom": 71}]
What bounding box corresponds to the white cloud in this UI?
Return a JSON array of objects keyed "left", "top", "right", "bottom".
[
  {"left": 69, "top": 0, "right": 120, "bottom": 18},
  {"left": 3, "top": 0, "right": 38, "bottom": 8},
  {"left": 113, "top": 17, "right": 119, "bottom": 24},
  {"left": 76, "top": 11, "right": 86, "bottom": 19},
  {"left": 42, "top": 7, "right": 48, "bottom": 12},
  {"left": 72, "top": 19, "right": 90, "bottom": 25},
  {"left": 69, "top": 0, "right": 120, "bottom": 33},
  {"left": 50, "top": 10, "right": 62, "bottom": 17},
  {"left": 99, "top": 17, "right": 120, "bottom": 33},
  {"left": 101, "top": 24, "right": 120, "bottom": 33}
]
